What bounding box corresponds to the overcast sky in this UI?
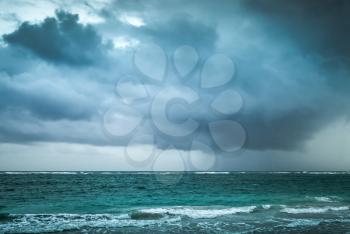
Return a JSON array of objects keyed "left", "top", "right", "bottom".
[{"left": 0, "top": 0, "right": 350, "bottom": 171}]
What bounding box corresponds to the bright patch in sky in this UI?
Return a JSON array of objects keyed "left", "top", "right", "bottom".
[
  {"left": 112, "top": 36, "right": 140, "bottom": 49},
  {"left": 119, "top": 14, "right": 145, "bottom": 27}
]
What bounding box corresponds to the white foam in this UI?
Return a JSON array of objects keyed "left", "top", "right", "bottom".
[
  {"left": 313, "top": 196, "right": 335, "bottom": 202},
  {"left": 0, "top": 213, "right": 180, "bottom": 233},
  {"left": 139, "top": 206, "right": 256, "bottom": 219},
  {"left": 194, "top": 172, "right": 230, "bottom": 174},
  {"left": 264, "top": 171, "right": 350, "bottom": 174},
  {"left": 262, "top": 205, "right": 272, "bottom": 209},
  {"left": 281, "top": 206, "right": 349, "bottom": 214},
  {"left": 268, "top": 172, "right": 293, "bottom": 174},
  {"left": 3, "top": 171, "right": 81, "bottom": 175},
  {"left": 286, "top": 219, "right": 321, "bottom": 227},
  {"left": 307, "top": 172, "right": 347, "bottom": 175}
]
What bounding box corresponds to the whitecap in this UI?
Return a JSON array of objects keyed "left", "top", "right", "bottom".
[
  {"left": 194, "top": 172, "right": 230, "bottom": 175},
  {"left": 313, "top": 196, "right": 336, "bottom": 203},
  {"left": 286, "top": 219, "right": 321, "bottom": 227},
  {"left": 262, "top": 205, "right": 272, "bottom": 210},
  {"left": 0, "top": 213, "right": 180, "bottom": 233},
  {"left": 281, "top": 206, "right": 349, "bottom": 214},
  {"left": 3, "top": 171, "right": 81, "bottom": 175},
  {"left": 138, "top": 206, "right": 256, "bottom": 219}
]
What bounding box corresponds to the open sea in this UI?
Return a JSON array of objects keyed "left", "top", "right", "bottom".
[{"left": 0, "top": 171, "right": 350, "bottom": 233}]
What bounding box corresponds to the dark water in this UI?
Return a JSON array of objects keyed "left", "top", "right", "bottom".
[{"left": 0, "top": 172, "right": 350, "bottom": 233}]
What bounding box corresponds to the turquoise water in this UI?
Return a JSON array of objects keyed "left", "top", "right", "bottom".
[{"left": 0, "top": 172, "right": 350, "bottom": 233}]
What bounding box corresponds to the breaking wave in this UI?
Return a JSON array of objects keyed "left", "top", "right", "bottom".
[
  {"left": 137, "top": 206, "right": 257, "bottom": 219},
  {"left": 0, "top": 213, "right": 180, "bottom": 233},
  {"left": 281, "top": 206, "right": 349, "bottom": 214}
]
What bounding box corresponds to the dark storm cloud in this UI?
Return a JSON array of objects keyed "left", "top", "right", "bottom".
[
  {"left": 0, "top": 9, "right": 111, "bottom": 145},
  {"left": 0, "top": 8, "right": 118, "bottom": 145},
  {"left": 1, "top": 0, "right": 350, "bottom": 155},
  {"left": 241, "top": 107, "right": 331, "bottom": 151},
  {"left": 242, "top": 0, "right": 350, "bottom": 60},
  {"left": 3, "top": 10, "right": 107, "bottom": 66},
  {"left": 222, "top": 0, "right": 350, "bottom": 150},
  {"left": 237, "top": 58, "right": 350, "bottom": 151},
  {"left": 98, "top": 0, "right": 350, "bottom": 152}
]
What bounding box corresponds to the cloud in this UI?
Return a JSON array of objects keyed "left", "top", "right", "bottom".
[
  {"left": 96, "top": 0, "right": 350, "bottom": 152},
  {"left": 217, "top": 0, "right": 350, "bottom": 151},
  {"left": 136, "top": 14, "right": 218, "bottom": 53},
  {"left": 3, "top": 10, "right": 107, "bottom": 66},
  {"left": 0, "top": 66, "right": 109, "bottom": 145},
  {"left": 98, "top": 1, "right": 218, "bottom": 54},
  {"left": 1, "top": 0, "right": 350, "bottom": 168},
  {"left": 0, "top": 142, "right": 134, "bottom": 171},
  {"left": 0, "top": 46, "right": 39, "bottom": 75},
  {"left": 0, "top": 72, "right": 96, "bottom": 121},
  {"left": 242, "top": 0, "right": 350, "bottom": 60}
]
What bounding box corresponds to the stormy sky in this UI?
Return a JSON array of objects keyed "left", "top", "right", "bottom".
[{"left": 0, "top": 0, "right": 350, "bottom": 171}]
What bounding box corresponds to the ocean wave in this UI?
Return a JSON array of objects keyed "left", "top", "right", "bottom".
[
  {"left": 2, "top": 171, "right": 85, "bottom": 175},
  {"left": 262, "top": 205, "right": 272, "bottom": 209},
  {"left": 313, "top": 196, "right": 338, "bottom": 202},
  {"left": 306, "top": 171, "right": 349, "bottom": 175},
  {"left": 0, "top": 213, "right": 13, "bottom": 222},
  {"left": 267, "top": 172, "right": 294, "bottom": 174},
  {"left": 281, "top": 206, "right": 349, "bottom": 214},
  {"left": 137, "top": 206, "right": 257, "bottom": 219},
  {"left": 2, "top": 171, "right": 349, "bottom": 175},
  {"left": 0, "top": 213, "right": 180, "bottom": 233},
  {"left": 262, "top": 171, "right": 350, "bottom": 174},
  {"left": 194, "top": 172, "right": 230, "bottom": 174},
  {"left": 130, "top": 211, "right": 165, "bottom": 220},
  {"left": 285, "top": 219, "right": 321, "bottom": 227}
]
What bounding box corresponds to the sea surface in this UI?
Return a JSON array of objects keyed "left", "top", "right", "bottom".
[{"left": 0, "top": 171, "right": 350, "bottom": 233}]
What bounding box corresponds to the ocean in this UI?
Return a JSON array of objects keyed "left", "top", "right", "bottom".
[{"left": 0, "top": 172, "right": 349, "bottom": 233}]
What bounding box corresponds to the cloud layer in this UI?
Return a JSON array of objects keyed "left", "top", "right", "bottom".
[
  {"left": 1, "top": 0, "right": 350, "bottom": 170},
  {"left": 3, "top": 10, "right": 106, "bottom": 66}
]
